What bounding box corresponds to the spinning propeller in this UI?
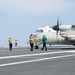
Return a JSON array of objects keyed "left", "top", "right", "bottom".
[{"left": 52, "top": 18, "right": 61, "bottom": 44}]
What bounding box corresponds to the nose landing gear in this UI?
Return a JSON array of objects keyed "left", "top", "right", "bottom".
[{"left": 34, "top": 45, "right": 39, "bottom": 49}]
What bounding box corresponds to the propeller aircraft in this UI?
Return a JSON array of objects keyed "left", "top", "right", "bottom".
[{"left": 31, "top": 19, "right": 75, "bottom": 49}]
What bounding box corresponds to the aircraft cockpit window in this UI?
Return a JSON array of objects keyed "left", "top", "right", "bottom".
[
  {"left": 72, "top": 25, "right": 75, "bottom": 28},
  {"left": 35, "top": 29, "right": 43, "bottom": 33}
]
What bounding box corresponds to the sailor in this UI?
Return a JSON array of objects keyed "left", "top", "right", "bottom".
[
  {"left": 8, "top": 37, "right": 13, "bottom": 51},
  {"left": 27, "top": 36, "right": 35, "bottom": 51},
  {"left": 41, "top": 35, "right": 47, "bottom": 51}
]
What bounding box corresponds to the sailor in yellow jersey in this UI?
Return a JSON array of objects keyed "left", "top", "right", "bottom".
[
  {"left": 27, "top": 36, "right": 35, "bottom": 51},
  {"left": 8, "top": 37, "right": 13, "bottom": 51}
]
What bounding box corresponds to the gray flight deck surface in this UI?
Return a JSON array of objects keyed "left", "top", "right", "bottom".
[{"left": 0, "top": 45, "right": 75, "bottom": 75}]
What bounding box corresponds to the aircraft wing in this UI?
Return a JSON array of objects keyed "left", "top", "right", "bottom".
[
  {"left": 53, "top": 24, "right": 75, "bottom": 41},
  {"left": 60, "top": 34, "right": 75, "bottom": 41}
]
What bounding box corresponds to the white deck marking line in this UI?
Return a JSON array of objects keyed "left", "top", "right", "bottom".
[
  {"left": 0, "top": 50, "right": 75, "bottom": 59},
  {"left": 0, "top": 54, "right": 75, "bottom": 67}
]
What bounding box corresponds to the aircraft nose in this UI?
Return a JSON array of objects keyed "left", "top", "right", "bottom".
[
  {"left": 52, "top": 25, "right": 59, "bottom": 31},
  {"left": 31, "top": 33, "right": 37, "bottom": 38}
]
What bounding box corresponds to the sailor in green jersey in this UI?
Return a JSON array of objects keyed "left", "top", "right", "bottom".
[{"left": 41, "top": 35, "right": 47, "bottom": 51}]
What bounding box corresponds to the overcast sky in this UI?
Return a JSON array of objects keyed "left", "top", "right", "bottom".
[{"left": 0, "top": 0, "right": 75, "bottom": 46}]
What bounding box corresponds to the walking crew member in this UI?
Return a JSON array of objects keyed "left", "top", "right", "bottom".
[
  {"left": 41, "top": 35, "right": 47, "bottom": 51},
  {"left": 28, "top": 36, "right": 35, "bottom": 51},
  {"left": 15, "top": 40, "right": 18, "bottom": 47},
  {"left": 8, "top": 37, "right": 13, "bottom": 51}
]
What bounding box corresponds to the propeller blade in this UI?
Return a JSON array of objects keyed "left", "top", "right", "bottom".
[
  {"left": 52, "top": 17, "right": 60, "bottom": 44},
  {"left": 60, "top": 19, "right": 61, "bottom": 25},
  {"left": 56, "top": 17, "right": 59, "bottom": 44},
  {"left": 52, "top": 18, "right": 59, "bottom": 31},
  {"left": 57, "top": 17, "right": 59, "bottom": 32}
]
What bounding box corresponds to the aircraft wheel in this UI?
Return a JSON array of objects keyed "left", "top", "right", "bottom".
[
  {"left": 50, "top": 44, "right": 51, "bottom": 46},
  {"left": 73, "top": 44, "right": 75, "bottom": 46},
  {"left": 34, "top": 45, "right": 39, "bottom": 49}
]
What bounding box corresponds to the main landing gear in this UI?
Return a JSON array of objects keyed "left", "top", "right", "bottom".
[{"left": 34, "top": 45, "right": 39, "bottom": 49}]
